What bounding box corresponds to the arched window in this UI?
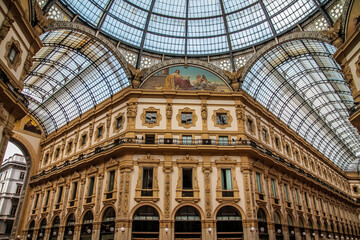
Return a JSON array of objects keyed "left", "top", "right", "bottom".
[
  {"left": 308, "top": 219, "right": 314, "bottom": 238},
  {"left": 299, "top": 218, "right": 305, "bottom": 239},
  {"left": 80, "top": 211, "right": 93, "bottom": 240},
  {"left": 64, "top": 214, "right": 75, "bottom": 240},
  {"left": 317, "top": 221, "right": 322, "bottom": 238},
  {"left": 257, "top": 208, "right": 268, "bottom": 240},
  {"left": 287, "top": 215, "right": 295, "bottom": 240},
  {"left": 26, "top": 220, "right": 35, "bottom": 240},
  {"left": 100, "top": 207, "right": 116, "bottom": 240},
  {"left": 37, "top": 218, "right": 47, "bottom": 240},
  {"left": 50, "top": 216, "right": 60, "bottom": 240},
  {"left": 175, "top": 206, "right": 201, "bottom": 239},
  {"left": 216, "top": 206, "right": 243, "bottom": 239},
  {"left": 132, "top": 206, "right": 159, "bottom": 239},
  {"left": 274, "top": 212, "right": 283, "bottom": 240}
]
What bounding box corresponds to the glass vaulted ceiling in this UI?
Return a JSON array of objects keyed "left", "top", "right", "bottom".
[
  {"left": 61, "top": 0, "right": 327, "bottom": 56},
  {"left": 22, "top": 30, "right": 129, "bottom": 135},
  {"left": 242, "top": 39, "right": 360, "bottom": 171}
]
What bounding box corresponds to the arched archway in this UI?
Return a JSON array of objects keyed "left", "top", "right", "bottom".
[
  {"left": 26, "top": 220, "right": 35, "bottom": 240},
  {"left": 132, "top": 205, "right": 160, "bottom": 239},
  {"left": 100, "top": 207, "right": 115, "bottom": 240},
  {"left": 49, "top": 216, "right": 60, "bottom": 240},
  {"left": 287, "top": 214, "right": 295, "bottom": 240},
  {"left": 37, "top": 218, "right": 47, "bottom": 240},
  {"left": 174, "top": 206, "right": 201, "bottom": 239},
  {"left": 274, "top": 211, "right": 283, "bottom": 240},
  {"left": 257, "top": 208, "right": 268, "bottom": 240},
  {"left": 63, "top": 213, "right": 75, "bottom": 240},
  {"left": 80, "top": 211, "right": 93, "bottom": 240},
  {"left": 216, "top": 206, "right": 243, "bottom": 239}
]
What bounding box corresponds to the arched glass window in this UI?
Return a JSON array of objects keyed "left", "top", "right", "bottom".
[
  {"left": 299, "top": 218, "right": 305, "bottom": 239},
  {"left": 216, "top": 206, "right": 243, "bottom": 239},
  {"left": 317, "top": 221, "right": 322, "bottom": 238},
  {"left": 308, "top": 219, "right": 314, "bottom": 238},
  {"left": 50, "top": 216, "right": 60, "bottom": 240},
  {"left": 274, "top": 212, "right": 283, "bottom": 240},
  {"left": 175, "top": 206, "right": 201, "bottom": 239},
  {"left": 80, "top": 211, "right": 93, "bottom": 240},
  {"left": 64, "top": 214, "right": 75, "bottom": 240},
  {"left": 132, "top": 206, "right": 159, "bottom": 239},
  {"left": 287, "top": 215, "right": 295, "bottom": 240},
  {"left": 257, "top": 208, "right": 268, "bottom": 240},
  {"left": 100, "top": 207, "right": 116, "bottom": 240},
  {"left": 27, "top": 220, "right": 35, "bottom": 240},
  {"left": 37, "top": 218, "right": 47, "bottom": 240}
]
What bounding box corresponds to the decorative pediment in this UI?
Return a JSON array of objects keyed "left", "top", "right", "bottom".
[
  {"left": 35, "top": 186, "right": 42, "bottom": 192},
  {"left": 45, "top": 181, "right": 53, "bottom": 188},
  {"left": 57, "top": 177, "right": 66, "bottom": 184},
  {"left": 87, "top": 165, "right": 98, "bottom": 175},
  {"left": 106, "top": 158, "right": 119, "bottom": 169},
  {"left": 215, "top": 155, "right": 237, "bottom": 165},
  {"left": 176, "top": 154, "right": 199, "bottom": 165},
  {"left": 71, "top": 171, "right": 81, "bottom": 180},
  {"left": 137, "top": 153, "right": 160, "bottom": 164}
]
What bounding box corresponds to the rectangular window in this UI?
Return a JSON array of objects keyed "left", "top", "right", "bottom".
[
  {"left": 219, "top": 136, "right": 228, "bottom": 146},
  {"left": 256, "top": 173, "right": 262, "bottom": 193},
  {"left": 182, "top": 168, "right": 193, "bottom": 197},
  {"left": 19, "top": 172, "right": 25, "bottom": 180},
  {"left": 81, "top": 135, "right": 87, "bottom": 146},
  {"left": 145, "top": 112, "right": 157, "bottom": 123},
  {"left": 97, "top": 126, "right": 103, "bottom": 138},
  {"left": 8, "top": 45, "right": 18, "bottom": 63},
  {"left": 182, "top": 135, "right": 192, "bottom": 145},
  {"left": 271, "top": 179, "right": 277, "bottom": 198},
  {"left": 305, "top": 192, "right": 309, "bottom": 207},
  {"left": 247, "top": 119, "right": 253, "bottom": 132},
  {"left": 284, "top": 184, "right": 289, "bottom": 201},
  {"left": 10, "top": 204, "right": 17, "bottom": 216},
  {"left": 221, "top": 169, "right": 233, "bottom": 197},
  {"left": 44, "top": 153, "right": 49, "bottom": 163},
  {"left": 55, "top": 148, "right": 60, "bottom": 158},
  {"left": 141, "top": 167, "right": 153, "bottom": 197},
  {"left": 320, "top": 199, "right": 324, "bottom": 211},
  {"left": 16, "top": 184, "right": 22, "bottom": 195},
  {"left": 295, "top": 189, "right": 300, "bottom": 204},
  {"left": 216, "top": 113, "right": 227, "bottom": 124},
  {"left": 116, "top": 116, "right": 123, "bottom": 129},
  {"left": 286, "top": 145, "right": 290, "bottom": 155},
  {"left": 108, "top": 171, "right": 115, "bottom": 192},
  {"left": 88, "top": 177, "right": 95, "bottom": 196},
  {"left": 354, "top": 186, "right": 358, "bottom": 193},
  {"left": 44, "top": 190, "right": 50, "bottom": 206},
  {"left": 313, "top": 196, "right": 317, "bottom": 210},
  {"left": 275, "top": 137, "right": 279, "bottom": 147},
  {"left": 181, "top": 113, "right": 192, "bottom": 124},
  {"left": 57, "top": 186, "right": 63, "bottom": 203},
  {"left": 33, "top": 194, "right": 39, "bottom": 209},
  {"left": 263, "top": 129, "right": 268, "bottom": 140},
  {"left": 67, "top": 142, "right": 72, "bottom": 153},
  {"left": 71, "top": 182, "right": 78, "bottom": 200}
]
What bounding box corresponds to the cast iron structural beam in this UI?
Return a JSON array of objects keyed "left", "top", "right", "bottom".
[
  {"left": 136, "top": 0, "right": 156, "bottom": 69},
  {"left": 42, "top": 0, "right": 58, "bottom": 14},
  {"left": 311, "top": 0, "right": 333, "bottom": 26},
  {"left": 258, "top": 0, "right": 277, "bottom": 38},
  {"left": 96, "top": 0, "right": 116, "bottom": 30},
  {"left": 218, "top": 0, "right": 235, "bottom": 71},
  {"left": 185, "top": 0, "right": 189, "bottom": 58}
]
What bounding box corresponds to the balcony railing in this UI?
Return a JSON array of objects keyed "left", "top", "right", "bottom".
[{"left": 30, "top": 137, "right": 356, "bottom": 203}]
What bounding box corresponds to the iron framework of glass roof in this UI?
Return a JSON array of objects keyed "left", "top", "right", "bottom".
[
  {"left": 242, "top": 39, "right": 360, "bottom": 171},
  {"left": 60, "top": 0, "right": 331, "bottom": 57},
  {"left": 22, "top": 29, "right": 129, "bottom": 135}
]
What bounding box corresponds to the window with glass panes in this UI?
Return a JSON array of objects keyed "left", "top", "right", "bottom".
[
  {"left": 145, "top": 112, "right": 157, "bottom": 123},
  {"left": 181, "top": 113, "right": 192, "bottom": 124},
  {"left": 284, "top": 184, "right": 289, "bottom": 201},
  {"left": 108, "top": 171, "right": 115, "bottom": 192},
  {"left": 271, "top": 179, "right": 277, "bottom": 198},
  {"left": 256, "top": 173, "right": 262, "bottom": 193},
  {"left": 141, "top": 167, "right": 153, "bottom": 196},
  {"left": 88, "top": 177, "right": 95, "bottom": 196},
  {"left": 216, "top": 113, "right": 227, "bottom": 124},
  {"left": 182, "top": 168, "right": 193, "bottom": 197},
  {"left": 182, "top": 135, "right": 192, "bottom": 145},
  {"left": 295, "top": 189, "right": 300, "bottom": 204},
  {"left": 219, "top": 136, "right": 228, "bottom": 145},
  {"left": 221, "top": 169, "right": 233, "bottom": 197}
]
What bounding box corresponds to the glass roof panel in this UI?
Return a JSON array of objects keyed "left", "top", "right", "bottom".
[
  {"left": 23, "top": 30, "right": 130, "bottom": 135},
  {"left": 242, "top": 39, "right": 360, "bottom": 171},
  {"left": 60, "top": 0, "right": 327, "bottom": 55}
]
